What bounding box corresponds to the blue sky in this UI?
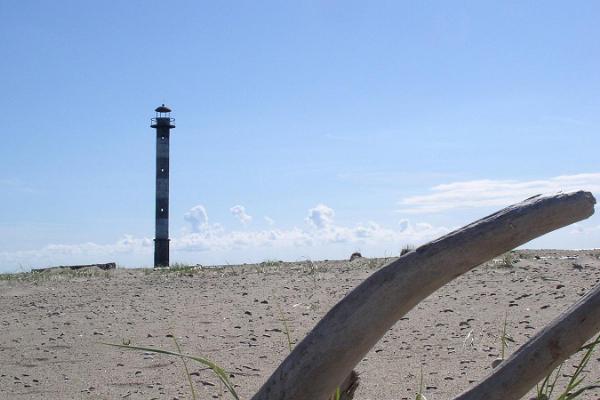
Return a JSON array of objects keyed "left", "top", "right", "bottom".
[{"left": 1, "top": 1, "right": 600, "bottom": 272}]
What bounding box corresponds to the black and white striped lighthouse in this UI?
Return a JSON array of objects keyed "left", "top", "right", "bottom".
[{"left": 151, "top": 104, "right": 175, "bottom": 267}]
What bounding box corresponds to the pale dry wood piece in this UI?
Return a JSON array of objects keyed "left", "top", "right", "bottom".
[
  {"left": 251, "top": 191, "right": 596, "bottom": 400},
  {"left": 455, "top": 281, "right": 600, "bottom": 400},
  {"left": 31, "top": 262, "right": 116, "bottom": 272}
]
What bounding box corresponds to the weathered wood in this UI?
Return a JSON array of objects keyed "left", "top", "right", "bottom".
[
  {"left": 454, "top": 281, "right": 600, "bottom": 400},
  {"left": 32, "top": 262, "right": 116, "bottom": 272},
  {"left": 251, "top": 191, "right": 596, "bottom": 400}
]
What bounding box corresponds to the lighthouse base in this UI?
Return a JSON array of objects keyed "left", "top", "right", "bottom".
[{"left": 154, "top": 238, "right": 170, "bottom": 268}]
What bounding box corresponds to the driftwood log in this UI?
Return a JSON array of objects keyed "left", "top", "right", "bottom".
[
  {"left": 251, "top": 191, "right": 597, "bottom": 400},
  {"left": 456, "top": 280, "right": 600, "bottom": 399},
  {"left": 32, "top": 262, "right": 116, "bottom": 273}
]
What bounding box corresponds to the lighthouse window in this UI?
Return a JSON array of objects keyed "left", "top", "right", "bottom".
[
  {"left": 161, "top": 168, "right": 165, "bottom": 172},
  {"left": 160, "top": 208, "right": 164, "bottom": 213}
]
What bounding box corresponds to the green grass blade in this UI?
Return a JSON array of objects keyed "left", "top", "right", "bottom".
[
  {"left": 579, "top": 338, "right": 600, "bottom": 351},
  {"left": 564, "top": 383, "right": 600, "bottom": 399},
  {"left": 171, "top": 335, "right": 197, "bottom": 400},
  {"left": 101, "top": 342, "right": 239, "bottom": 400},
  {"left": 544, "top": 333, "right": 600, "bottom": 400},
  {"left": 274, "top": 295, "right": 293, "bottom": 352}
]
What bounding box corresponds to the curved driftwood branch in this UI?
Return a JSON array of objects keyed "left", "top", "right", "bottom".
[
  {"left": 455, "top": 281, "right": 600, "bottom": 400},
  {"left": 251, "top": 191, "right": 596, "bottom": 400}
]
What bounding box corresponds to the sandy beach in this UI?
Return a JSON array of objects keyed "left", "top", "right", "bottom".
[{"left": 1, "top": 250, "right": 600, "bottom": 400}]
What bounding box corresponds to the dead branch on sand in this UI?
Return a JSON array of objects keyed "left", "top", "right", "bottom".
[{"left": 251, "top": 191, "right": 599, "bottom": 400}]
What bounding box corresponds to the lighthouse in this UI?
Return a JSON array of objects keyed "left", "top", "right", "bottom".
[{"left": 151, "top": 104, "right": 175, "bottom": 267}]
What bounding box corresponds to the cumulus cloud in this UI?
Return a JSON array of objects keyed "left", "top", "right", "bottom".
[
  {"left": 173, "top": 216, "right": 448, "bottom": 253},
  {"left": 306, "top": 204, "right": 335, "bottom": 229},
  {"left": 6, "top": 177, "right": 600, "bottom": 272},
  {"left": 184, "top": 205, "right": 209, "bottom": 232},
  {"left": 174, "top": 227, "right": 314, "bottom": 252},
  {"left": 306, "top": 220, "right": 449, "bottom": 246},
  {"left": 1, "top": 202, "right": 454, "bottom": 272},
  {"left": 0, "top": 235, "right": 152, "bottom": 272},
  {"left": 398, "top": 173, "right": 600, "bottom": 214},
  {"left": 37, "top": 235, "right": 153, "bottom": 256},
  {"left": 230, "top": 205, "right": 252, "bottom": 225}
]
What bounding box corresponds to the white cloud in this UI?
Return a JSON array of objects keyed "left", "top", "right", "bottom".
[
  {"left": 174, "top": 227, "right": 314, "bottom": 252},
  {"left": 306, "top": 204, "right": 335, "bottom": 229},
  {"left": 184, "top": 205, "right": 209, "bottom": 232},
  {"left": 264, "top": 216, "right": 275, "bottom": 226},
  {"left": 398, "top": 173, "right": 600, "bottom": 214},
  {"left": 230, "top": 205, "right": 252, "bottom": 225},
  {"left": 38, "top": 235, "right": 153, "bottom": 256},
  {"left": 1, "top": 204, "right": 453, "bottom": 272},
  {"left": 173, "top": 216, "right": 448, "bottom": 253},
  {"left": 5, "top": 176, "right": 600, "bottom": 273},
  {"left": 0, "top": 235, "right": 152, "bottom": 272}
]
